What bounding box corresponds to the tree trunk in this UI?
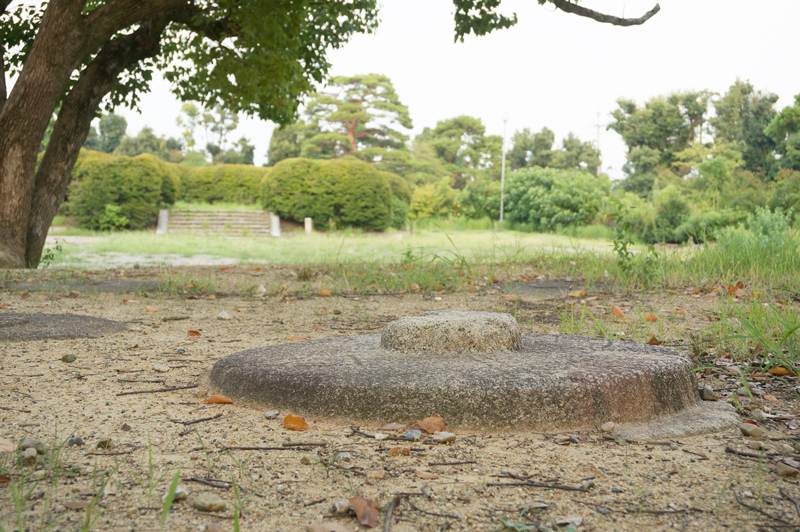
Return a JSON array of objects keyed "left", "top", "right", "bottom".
[
  {"left": 26, "top": 23, "right": 166, "bottom": 266},
  {"left": 0, "top": 1, "right": 85, "bottom": 268}
]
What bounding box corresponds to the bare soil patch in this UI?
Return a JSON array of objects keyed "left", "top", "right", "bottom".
[{"left": 1, "top": 265, "right": 799, "bottom": 532}]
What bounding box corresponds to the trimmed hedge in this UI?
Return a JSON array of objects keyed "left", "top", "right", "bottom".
[
  {"left": 176, "top": 164, "right": 269, "bottom": 204},
  {"left": 68, "top": 151, "right": 178, "bottom": 230},
  {"left": 264, "top": 157, "right": 393, "bottom": 231}
]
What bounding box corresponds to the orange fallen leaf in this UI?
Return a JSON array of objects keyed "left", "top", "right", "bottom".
[
  {"left": 500, "top": 295, "right": 517, "bottom": 303},
  {"left": 314, "top": 324, "right": 323, "bottom": 331},
  {"left": 188, "top": 330, "right": 201, "bottom": 337},
  {"left": 414, "top": 469, "right": 439, "bottom": 480},
  {"left": 742, "top": 419, "right": 759, "bottom": 426},
  {"left": 286, "top": 335, "right": 310, "bottom": 341},
  {"left": 752, "top": 372, "right": 768, "bottom": 378},
  {"left": 0, "top": 303, "right": 12, "bottom": 309},
  {"left": 389, "top": 447, "right": 410, "bottom": 456},
  {"left": 319, "top": 289, "right": 331, "bottom": 297},
  {"left": 202, "top": 395, "right": 233, "bottom": 404},
  {"left": 645, "top": 313, "right": 658, "bottom": 322},
  {"left": 283, "top": 414, "right": 309, "bottom": 431},
  {"left": 768, "top": 367, "right": 795, "bottom": 376},
  {"left": 409, "top": 283, "right": 421, "bottom": 292},
  {"left": 568, "top": 289, "right": 586, "bottom": 298},
  {"left": 220, "top": 267, "right": 232, "bottom": 273},
  {"left": 416, "top": 415, "right": 447, "bottom": 434},
  {"left": 764, "top": 394, "right": 778, "bottom": 402},
  {"left": 307, "top": 524, "right": 351, "bottom": 532},
  {"left": 647, "top": 335, "right": 661, "bottom": 346},
  {"left": 379, "top": 422, "right": 407, "bottom": 431},
  {"left": 612, "top": 305, "right": 625, "bottom": 318},
  {"left": 122, "top": 299, "right": 139, "bottom": 304},
  {"left": 144, "top": 305, "right": 158, "bottom": 312},
  {"left": 69, "top": 290, "right": 80, "bottom": 298},
  {"left": 349, "top": 497, "right": 379, "bottom": 528},
  {"left": 674, "top": 309, "right": 686, "bottom": 315},
  {"left": 0, "top": 474, "right": 10, "bottom": 485}
]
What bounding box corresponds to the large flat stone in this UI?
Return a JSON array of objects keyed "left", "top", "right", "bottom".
[
  {"left": 0, "top": 313, "right": 128, "bottom": 342},
  {"left": 210, "top": 332, "right": 737, "bottom": 434}
]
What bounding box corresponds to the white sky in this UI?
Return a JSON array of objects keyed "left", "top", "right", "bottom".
[{"left": 85, "top": 0, "right": 800, "bottom": 177}]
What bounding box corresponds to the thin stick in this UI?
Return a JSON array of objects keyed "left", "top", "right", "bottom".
[
  {"left": 281, "top": 442, "right": 327, "bottom": 447},
  {"left": 733, "top": 491, "right": 791, "bottom": 525},
  {"left": 85, "top": 451, "right": 133, "bottom": 456},
  {"left": 780, "top": 488, "right": 800, "bottom": 517},
  {"left": 304, "top": 498, "right": 327, "bottom": 508},
  {"left": 0, "top": 406, "right": 31, "bottom": 413},
  {"left": 116, "top": 384, "right": 197, "bottom": 396},
  {"left": 384, "top": 496, "right": 403, "bottom": 532},
  {"left": 404, "top": 497, "right": 460, "bottom": 521},
  {"left": 681, "top": 449, "right": 709, "bottom": 460},
  {"left": 170, "top": 413, "right": 223, "bottom": 426},
  {"left": 118, "top": 379, "right": 164, "bottom": 384},
  {"left": 162, "top": 316, "right": 190, "bottom": 321},
  {"left": 184, "top": 477, "right": 232, "bottom": 489},
  {"left": 725, "top": 446, "right": 780, "bottom": 459},
  {"left": 487, "top": 482, "right": 588, "bottom": 492},
  {"left": 428, "top": 460, "right": 476, "bottom": 466}
]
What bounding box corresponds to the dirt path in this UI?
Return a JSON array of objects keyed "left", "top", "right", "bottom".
[{"left": 1, "top": 266, "right": 799, "bottom": 532}]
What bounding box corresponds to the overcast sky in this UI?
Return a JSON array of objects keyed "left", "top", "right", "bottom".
[{"left": 109, "top": 0, "right": 800, "bottom": 178}]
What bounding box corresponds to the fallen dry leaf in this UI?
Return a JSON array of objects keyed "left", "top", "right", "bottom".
[
  {"left": 286, "top": 335, "right": 310, "bottom": 341},
  {"left": 734, "top": 288, "right": 747, "bottom": 298},
  {"left": 202, "top": 395, "right": 233, "bottom": 404},
  {"left": 379, "top": 422, "right": 406, "bottom": 431},
  {"left": 389, "top": 447, "right": 410, "bottom": 456},
  {"left": 500, "top": 295, "right": 518, "bottom": 303},
  {"left": 416, "top": 414, "right": 447, "bottom": 434},
  {"left": 612, "top": 305, "right": 625, "bottom": 318},
  {"left": 752, "top": 372, "right": 768, "bottom": 378},
  {"left": 0, "top": 474, "right": 10, "bottom": 485},
  {"left": 0, "top": 437, "right": 14, "bottom": 453},
  {"left": 366, "top": 469, "right": 387, "bottom": 480},
  {"left": 768, "top": 367, "right": 795, "bottom": 376},
  {"left": 414, "top": 469, "right": 439, "bottom": 480},
  {"left": 764, "top": 394, "right": 779, "bottom": 402},
  {"left": 69, "top": 290, "right": 80, "bottom": 298},
  {"left": 122, "top": 299, "right": 139, "bottom": 304},
  {"left": 144, "top": 305, "right": 158, "bottom": 312},
  {"left": 645, "top": 313, "right": 658, "bottom": 322},
  {"left": 409, "top": 283, "right": 420, "bottom": 292},
  {"left": 674, "top": 309, "right": 686, "bottom": 315},
  {"left": 284, "top": 414, "right": 310, "bottom": 431},
  {"left": 314, "top": 324, "right": 323, "bottom": 331},
  {"left": 187, "top": 330, "right": 202, "bottom": 337},
  {"left": 568, "top": 289, "right": 586, "bottom": 298},
  {"left": 63, "top": 501, "right": 89, "bottom": 510},
  {"left": 349, "top": 497, "right": 379, "bottom": 528},
  {"left": 319, "top": 289, "right": 331, "bottom": 297},
  {"left": 307, "top": 524, "right": 351, "bottom": 532},
  {"left": 647, "top": 335, "right": 661, "bottom": 346}
]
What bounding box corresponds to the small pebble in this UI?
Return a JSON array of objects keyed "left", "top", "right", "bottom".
[
  {"left": 300, "top": 454, "right": 316, "bottom": 465},
  {"left": 581, "top": 479, "right": 595, "bottom": 490},
  {"left": 750, "top": 409, "right": 767, "bottom": 421},
  {"left": 777, "top": 462, "right": 800, "bottom": 477},
  {"left": 192, "top": 494, "right": 226, "bottom": 512},
  {"left": 373, "top": 433, "right": 389, "bottom": 441},
  {"left": 264, "top": 410, "right": 280, "bottom": 420},
  {"left": 20, "top": 438, "right": 46, "bottom": 454},
  {"left": 600, "top": 422, "right": 615, "bottom": 433},
  {"left": 457, "top": 491, "right": 473, "bottom": 503},
  {"left": 402, "top": 430, "right": 422, "bottom": 442},
  {"left": 206, "top": 524, "right": 225, "bottom": 532},
  {"left": 334, "top": 452, "right": 352, "bottom": 464},
  {"left": 329, "top": 500, "right": 350, "bottom": 514},
  {"left": 366, "top": 469, "right": 386, "bottom": 480},
  {"left": 748, "top": 440, "right": 768, "bottom": 451},
  {"left": 699, "top": 387, "right": 719, "bottom": 401},
  {"left": 432, "top": 432, "right": 456, "bottom": 444},
  {"left": 61, "top": 353, "right": 77, "bottom": 363},
  {"left": 66, "top": 436, "right": 85, "bottom": 447},
  {"left": 164, "top": 485, "right": 189, "bottom": 502},
  {"left": 275, "top": 484, "right": 289, "bottom": 494},
  {"left": 152, "top": 364, "right": 170, "bottom": 373},
  {"left": 217, "top": 311, "right": 231, "bottom": 320},
  {"left": 740, "top": 423, "right": 765, "bottom": 438},
  {"left": 611, "top": 487, "right": 623, "bottom": 493},
  {"left": 22, "top": 447, "right": 38, "bottom": 466},
  {"left": 96, "top": 438, "right": 112, "bottom": 450}
]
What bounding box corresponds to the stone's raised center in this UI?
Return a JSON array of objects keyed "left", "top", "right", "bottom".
[{"left": 380, "top": 310, "right": 522, "bottom": 354}]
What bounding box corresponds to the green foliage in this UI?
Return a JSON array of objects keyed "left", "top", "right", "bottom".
[
  {"left": 114, "top": 126, "right": 183, "bottom": 163},
  {"left": 674, "top": 208, "right": 747, "bottom": 244},
  {"left": 268, "top": 122, "right": 304, "bottom": 165},
  {"left": 652, "top": 185, "right": 690, "bottom": 242},
  {"left": 99, "top": 113, "right": 128, "bottom": 153},
  {"left": 67, "top": 151, "right": 178, "bottom": 230},
  {"left": 769, "top": 170, "right": 800, "bottom": 218},
  {"left": 390, "top": 196, "right": 409, "bottom": 230},
  {"left": 378, "top": 171, "right": 412, "bottom": 203},
  {"left": 265, "top": 157, "right": 392, "bottom": 231},
  {"left": 177, "top": 164, "right": 268, "bottom": 205},
  {"left": 409, "top": 177, "right": 461, "bottom": 221},
  {"left": 504, "top": 167, "right": 610, "bottom": 232}
]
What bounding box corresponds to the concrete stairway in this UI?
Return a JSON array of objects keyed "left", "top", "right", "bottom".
[{"left": 164, "top": 209, "right": 272, "bottom": 236}]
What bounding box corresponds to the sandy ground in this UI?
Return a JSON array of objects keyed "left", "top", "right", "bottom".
[{"left": 1, "top": 265, "right": 800, "bottom": 532}]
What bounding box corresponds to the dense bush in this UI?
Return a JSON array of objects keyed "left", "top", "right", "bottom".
[
  {"left": 68, "top": 151, "right": 178, "bottom": 230},
  {"left": 673, "top": 208, "right": 748, "bottom": 243},
  {"left": 176, "top": 164, "right": 268, "bottom": 204},
  {"left": 504, "top": 167, "right": 610, "bottom": 232},
  {"left": 769, "top": 170, "right": 800, "bottom": 223},
  {"left": 378, "top": 170, "right": 412, "bottom": 204},
  {"left": 264, "top": 157, "right": 392, "bottom": 231}
]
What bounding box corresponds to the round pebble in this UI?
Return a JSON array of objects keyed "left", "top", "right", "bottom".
[
  {"left": 66, "top": 436, "right": 85, "bottom": 447},
  {"left": 432, "top": 431, "right": 457, "bottom": 444},
  {"left": 61, "top": 353, "right": 77, "bottom": 363},
  {"left": 264, "top": 410, "right": 280, "bottom": 420},
  {"left": 402, "top": 430, "right": 421, "bottom": 441},
  {"left": 192, "top": 493, "right": 227, "bottom": 512},
  {"left": 699, "top": 387, "right": 719, "bottom": 401},
  {"left": 740, "top": 423, "right": 765, "bottom": 438}
]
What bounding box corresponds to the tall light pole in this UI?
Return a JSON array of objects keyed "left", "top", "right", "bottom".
[{"left": 499, "top": 113, "right": 509, "bottom": 223}]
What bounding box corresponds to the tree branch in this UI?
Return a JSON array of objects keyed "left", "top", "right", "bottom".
[
  {"left": 551, "top": 0, "right": 660, "bottom": 26},
  {"left": 168, "top": 5, "right": 238, "bottom": 41},
  {"left": 82, "top": 0, "right": 187, "bottom": 53},
  {"left": 25, "top": 20, "right": 168, "bottom": 266}
]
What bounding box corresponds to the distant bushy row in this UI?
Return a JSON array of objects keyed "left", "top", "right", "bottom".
[{"left": 65, "top": 150, "right": 409, "bottom": 231}]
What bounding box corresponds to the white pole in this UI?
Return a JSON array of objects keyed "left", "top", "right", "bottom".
[{"left": 499, "top": 115, "right": 508, "bottom": 223}]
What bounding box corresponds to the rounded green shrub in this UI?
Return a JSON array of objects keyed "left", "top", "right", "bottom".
[
  {"left": 68, "top": 151, "right": 177, "bottom": 230},
  {"left": 265, "top": 157, "right": 392, "bottom": 231},
  {"left": 177, "top": 164, "right": 268, "bottom": 204}
]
